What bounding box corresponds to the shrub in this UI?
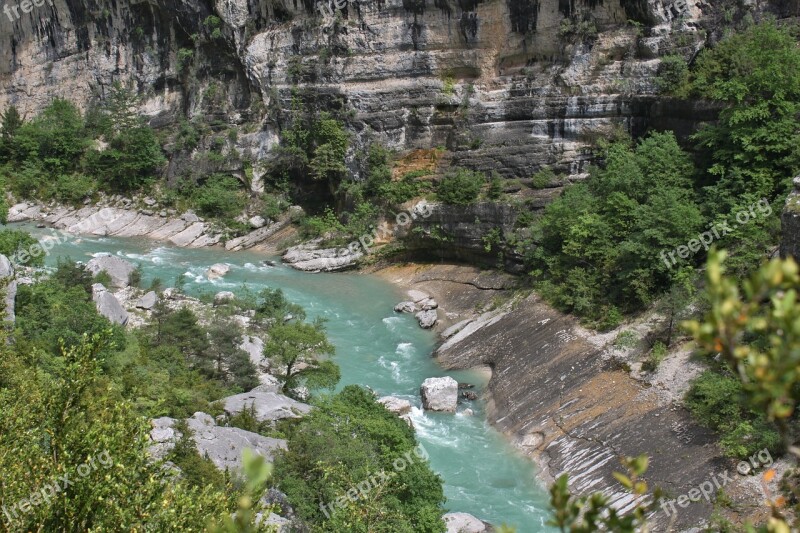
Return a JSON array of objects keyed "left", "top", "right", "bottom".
[
  {"left": 436, "top": 168, "right": 484, "bottom": 205},
  {"left": 273, "top": 386, "right": 446, "bottom": 531},
  {"left": 191, "top": 174, "right": 246, "bottom": 219},
  {"left": 531, "top": 167, "right": 557, "bottom": 189},
  {"left": 0, "top": 229, "right": 43, "bottom": 266},
  {"left": 685, "top": 370, "right": 783, "bottom": 459},
  {"left": 54, "top": 173, "right": 96, "bottom": 203},
  {"left": 641, "top": 341, "right": 667, "bottom": 372},
  {"left": 655, "top": 55, "right": 690, "bottom": 95},
  {"left": 487, "top": 173, "right": 504, "bottom": 199},
  {"left": 300, "top": 207, "right": 344, "bottom": 238}
]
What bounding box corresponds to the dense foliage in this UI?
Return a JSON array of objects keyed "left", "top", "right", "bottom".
[
  {"left": 273, "top": 386, "right": 446, "bottom": 532},
  {"left": 528, "top": 132, "right": 703, "bottom": 327}
]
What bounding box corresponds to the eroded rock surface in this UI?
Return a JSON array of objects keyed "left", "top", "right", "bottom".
[
  {"left": 435, "top": 293, "right": 722, "bottom": 529},
  {"left": 220, "top": 391, "right": 311, "bottom": 423},
  {"left": 150, "top": 412, "right": 287, "bottom": 472}
]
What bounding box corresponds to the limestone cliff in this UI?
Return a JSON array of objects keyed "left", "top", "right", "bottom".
[{"left": 0, "top": 0, "right": 755, "bottom": 186}]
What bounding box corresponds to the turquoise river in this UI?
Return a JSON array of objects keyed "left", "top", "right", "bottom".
[{"left": 17, "top": 223, "right": 554, "bottom": 532}]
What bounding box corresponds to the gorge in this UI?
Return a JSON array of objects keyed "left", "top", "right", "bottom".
[{"left": 2, "top": 0, "right": 800, "bottom": 531}]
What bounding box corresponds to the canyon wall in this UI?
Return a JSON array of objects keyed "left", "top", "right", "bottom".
[{"left": 0, "top": 0, "right": 723, "bottom": 184}]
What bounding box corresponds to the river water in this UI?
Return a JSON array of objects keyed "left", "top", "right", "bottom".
[{"left": 17, "top": 224, "right": 553, "bottom": 532}]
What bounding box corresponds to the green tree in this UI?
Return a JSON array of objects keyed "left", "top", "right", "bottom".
[
  {"left": 14, "top": 98, "right": 87, "bottom": 173},
  {"left": 263, "top": 319, "right": 338, "bottom": 395},
  {"left": 0, "top": 229, "right": 43, "bottom": 266},
  {"left": 273, "top": 386, "right": 446, "bottom": 532},
  {"left": 191, "top": 174, "right": 247, "bottom": 219},
  {"left": 529, "top": 132, "right": 703, "bottom": 323},
  {"left": 309, "top": 115, "right": 350, "bottom": 197},
  {"left": 84, "top": 125, "right": 164, "bottom": 191},
  {"left": 691, "top": 20, "right": 800, "bottom": 212},
  {"left": 0, "top": 332, "right": 235, "bottom": 531}
]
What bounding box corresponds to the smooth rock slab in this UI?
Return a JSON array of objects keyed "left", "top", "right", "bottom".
[
  {"left": 443, "top": 512, "right": 488, "bottom": 533},
  {"left": 221, "top": 391, "right": 311, "bottom": 423},
  {"left": 420, "top": 377, "right": 458, "bottom": 412},
  {"left": 150, "top": 412, "right": 287, "bottom": 472},
  {"left": 91, "top": 284, "right": 129, "bottom": 325},
  {"left": 86, "top": 254, "right": 136, "bottom": 288}
]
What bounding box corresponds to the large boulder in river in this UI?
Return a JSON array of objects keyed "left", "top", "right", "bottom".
[
  {"left": 206, "top": 263, "right": 230, "bottom": 280},
  {"left": 420, "top": 377, "right": 458, "bottom": 412},
  {"left": 0, "top": 254, "right": 16, "bottom": 323},
  {"left": 443, "top": 512, "right": 489, "bottom": 533},
  {"left": 221, "top": 391, "right": 311, "bottom": 423},
  {"left": 91, "top": 284, "right": 129, "bottom": 325},
  {"left": 150, "top": 412, "right": 287, "bottom": 472},
  {"left": 86, "top": 254, "right": 136, "bottom": 288}
]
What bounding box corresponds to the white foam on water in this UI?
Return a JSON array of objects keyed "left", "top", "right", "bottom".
[
  {"left": 382, "top": 316, "right": 402, "bottom": 332},
  {"left": 395, "top": 342, "right": 414, "bottom": 357}
]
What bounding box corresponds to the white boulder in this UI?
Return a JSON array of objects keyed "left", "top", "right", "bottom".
[
  {"left": 443, "top": 512, "right": 488, "bottom": 533},
  {"left": 420, "top": 377, "right": 458, "bottom": 412}
]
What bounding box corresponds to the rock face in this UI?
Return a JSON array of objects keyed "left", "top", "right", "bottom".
[
  {"left": 91, "top": 284, "right": 129, "bottom": 325},
  {"left": 135, "top": 291, "right": 158, "bottom": 310},
  {"left": 0, "top": 0, "right": 728, "bottom": 188},
  {"left": 435, "top": 292, "right": 723, "bottom": 529},
  {"left": 150, "top": 412, "right": 287, "bottom": 472},
  {"left": 220, "top": 391, "right": 312, "bottom": 423},
  {"left": 781, "top": 175, "right": 800, "bottom": 259},
  {"left": 443, "top": 512, "right": 489, "bottom": 533},
  {"left": 420, "top": 377, "right": 459, "bottom": 412},
  {"left": 86, "top": 254, "right": 136, "bottom": 289},
  {"left": 401, "top": 202, "right": 524, "bottom": 273},
  {"left": 0, "top": 254, "right": 16, "bottom": 323}
]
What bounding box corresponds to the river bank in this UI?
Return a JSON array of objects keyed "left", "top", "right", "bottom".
[{"left": 371, "top": 262, "right": 786, "bottom": 531}]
